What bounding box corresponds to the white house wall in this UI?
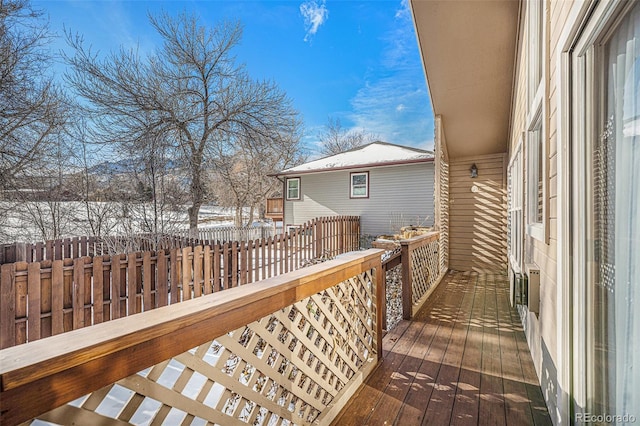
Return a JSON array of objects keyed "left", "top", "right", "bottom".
[{"left": 284, "top": 163, "right": 434, "bottom": 237}]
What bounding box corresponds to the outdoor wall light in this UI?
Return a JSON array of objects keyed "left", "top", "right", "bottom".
[{"left": 470, "top": 163, "right": 478, "bottom": 178}]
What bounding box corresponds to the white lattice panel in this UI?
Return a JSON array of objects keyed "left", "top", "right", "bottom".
[
  {"left": 410, "top": 240, "right": 439, "bottom": 303},
  {"left": 32, "top": 270, "right": 377, "bottom": 426}
]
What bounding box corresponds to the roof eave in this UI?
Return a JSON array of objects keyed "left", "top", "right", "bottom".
[{"left": 271, "top": 157, "right": 434, "bottom": 178}]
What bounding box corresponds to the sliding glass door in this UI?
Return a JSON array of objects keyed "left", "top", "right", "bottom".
[{"left": 573, "top": 2, "right": 639, "bottom": 423}]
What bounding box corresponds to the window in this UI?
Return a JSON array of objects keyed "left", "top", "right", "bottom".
[
  {"left": 508, "top": 142, "right": 523, "bottom": 271},
  {"left": 526, "top": 0, "right": 546, "bottom": 241},
  {"left": 350, "top": 172, "right": 368, "bottom": 198},
  {"left": 286, "top": 178, "right": 300, "bottom": 200},
  {"left": 528, "top": 0, "right": 543, "bottom": 106},
  {"left": 527, "top": 114, "right": 543, "bottom": 227}
]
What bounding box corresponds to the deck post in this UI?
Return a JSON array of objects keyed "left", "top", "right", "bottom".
[{"left": 400, "top": 241, "right": 412, "bottom": 320}]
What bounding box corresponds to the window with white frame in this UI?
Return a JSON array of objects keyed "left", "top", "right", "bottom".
[
  {"left": 508, "top": 143, "right": 523, "bottom": 271},
  {"left": 526, "top": 0, "right": 546, "bottom": 241},
  {"left": 286, "top": 177, "right": 300, "bottom": 200},
  {"left": 528, "top": 114, "right": 544, "bottom": 226},
  {"left": 350, "top": 172, "right": 368, "bottom": 198},
  {"left": 528, "top": 0, "right": 543, "bottom": 105}
]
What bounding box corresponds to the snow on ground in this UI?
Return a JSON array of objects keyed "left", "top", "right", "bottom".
[{"left": 0, "top": 202, "right": 249, "bottom": 243}]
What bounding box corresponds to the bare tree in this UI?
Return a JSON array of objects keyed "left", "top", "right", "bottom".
[
  {"left": 65, "top": 12, "right": 302, "bottom": 235},
  {"left": 213, "top": 130, "right": 304, "bottom": 226},
  {"left": 0, "top": 0, "right": 67, "bottom": 191},
  {"left": 66, "top": 121, "right": 120, "bottom": 238},
  {"left": 317, "top": 117, "right": 377, "bottom": 156},
  {"left": 17, "top": 135, "right": 75, "bottom": 241}
]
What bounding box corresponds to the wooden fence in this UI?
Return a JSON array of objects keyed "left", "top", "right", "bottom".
[
  {"left": 0, "top": 217, "right": 358, "bottom": 264},
  {"left": 1, "top": 227, "right": 281, "bottom": 265},
  {"left": 0, "top": 250, "right": 384, "bottom": 426},
  {"left": 0, "top": 216, "right": 360, "bottom": 349},
  {"left": 182, "top": 224, "right": 276, "bottom": 243}
]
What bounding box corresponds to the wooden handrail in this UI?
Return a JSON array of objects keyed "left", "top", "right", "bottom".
[
  {"left": 399, "top": 231, "right": 439, "bottom": 249},
  {"left": 0, "top": 249, "right": 384, "bottom": 426}
]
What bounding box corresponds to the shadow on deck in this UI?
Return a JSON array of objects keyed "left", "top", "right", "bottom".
[{"left": 332, "top": 271, "right": 552, "bottom": 426}]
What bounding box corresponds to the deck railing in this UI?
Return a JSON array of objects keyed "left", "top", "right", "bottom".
[
  {"left": 0, "top": 249, "right": 384, "bottom": 426},
  {"left": 379, "top": 231, "right": 445, "bottom": 322},
  {"left": 400, "top": 232, "right": 443, "bottom": 319}
]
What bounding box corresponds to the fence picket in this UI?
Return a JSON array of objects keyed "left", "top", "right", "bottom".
[
  {"left": 127, "top": 254, "right": 137, "bottom": 315},
  {"left": 51, "top": 260, "right": 64, "bottom": 335},
  {"left": 40, "top": 261, "right": 52, "bottom": 339},
  {"left": 231, "top": 241, "right": 238, "bottom": 288},
  {"left": 111, "top": 255, "right": 121, "bottom": 319},
  {"left": 72, "top": 258, "right": 85, "bottom": 329},
  {"left": 240, "top": 241, "right": 247, "bottom": 285},
  {"left": 193, "top": 246, "right": 202, "bottom": 298},
  {"left": 157, "top": 251, "right": 168, "bottom": 307},
  {"left": 143, "top": 252, "right": 152, "bottom": 312},
  {"left": 0, "top": 264, "right": 16, "bottom": 348},
  {"left": 213, "top": 244, "right": 221, "bottom": 292},
  {"left": 182, "top": 247, "right": 192, "bottom": 301},
  {"left": 266, "top": 236, "right": 272, "bottom": 279},
  {"left": 170, "top": 249, "right": 179, "bottom": 304},
  {"left": 203, "top": 246, "right": 212, "bottom": 294},
  {"left": 93, "top": 257, "right": 103, "bottom": 324}
]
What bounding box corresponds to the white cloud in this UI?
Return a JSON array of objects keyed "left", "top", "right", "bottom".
[
  {"left": 300, "top": 0, "right": 329, "bottom": 42},
  {"left": 345, "top": 1, "right": 433, "bottom": 149}
]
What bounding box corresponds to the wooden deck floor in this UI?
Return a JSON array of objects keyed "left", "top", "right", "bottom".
[{"left": 332, "top": 271, "right": 552, "bottom": 426}]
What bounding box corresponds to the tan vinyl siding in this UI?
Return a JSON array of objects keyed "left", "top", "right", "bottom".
[
  {"left": 448, "top": 154, "right": 507, "bottom": 272},
  {"left": 284, "top": 163, "right": 434, "bottom": 237},
  {"left": 507, "top": 0, "right": 575, "bottom": 386}
]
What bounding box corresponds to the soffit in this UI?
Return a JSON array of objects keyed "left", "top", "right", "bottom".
[{"left": 411, "top": 0, "right": 519, "bottom": 159}]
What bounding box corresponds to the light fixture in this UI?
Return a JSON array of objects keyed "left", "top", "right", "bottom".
[{"left": 470, "top": 163, "right": 478, "bottom": 178}]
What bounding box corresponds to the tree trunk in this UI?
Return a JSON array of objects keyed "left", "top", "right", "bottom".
[
  {"left": 188, "top": 203, "right": 200, "bottom": 238},
  {"left": 247, "top": 205, "right": 255, "bottom": 227}
]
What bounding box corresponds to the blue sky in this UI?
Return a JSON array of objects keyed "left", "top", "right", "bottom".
[{"left": 34, "top": 0, "right": 433, "bottom": 154}]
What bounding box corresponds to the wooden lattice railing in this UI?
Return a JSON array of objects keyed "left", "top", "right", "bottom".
[
  {"left": 400, "top": 232, "right": 444, "bottom": 319},
  {"left": 0, "top": 249, "right": 384, "bottom": 426}
]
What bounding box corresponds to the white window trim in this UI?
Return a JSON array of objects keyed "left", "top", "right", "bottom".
[
  {"left": 508, "top": 138, "right": 524, "bottom": 273},
  {"left": 285, "top": 177, "right": 300, "bottom": 201},
  {"left": 525, "top": 0, "right": 548, "bottom": 243},
  {"left": 350, "top": 171, "right": 369, "bottom": 199},
  {"left": 526, "top": 107, "right": 545, "bottom": 241},
  {"left": 528, "top": 0, "right": 544, "bottom": 109}
]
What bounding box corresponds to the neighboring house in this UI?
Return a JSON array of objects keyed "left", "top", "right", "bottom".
[
  {"left": 411, "top": 0, "right": 639, "bottom": 424},
  {"left": 269, "top": 142, "right": 435, "bottom": 237}
]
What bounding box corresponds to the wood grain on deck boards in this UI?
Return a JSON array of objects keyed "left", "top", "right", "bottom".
[{"left": 331, "top": 271, "right": 552, "bottom": 426}]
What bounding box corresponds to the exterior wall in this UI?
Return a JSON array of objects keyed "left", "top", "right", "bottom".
[
  {"left": 448, "top": 153, "right": 507, "bottom": 272},
  {"left": 283, "top": 163, "right": 434, "bottom": 237},
  {"left": 507, "top": 1, "right": 575, "bottom": 423}
]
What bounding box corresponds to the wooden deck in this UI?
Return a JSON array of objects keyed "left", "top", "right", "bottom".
[{"left": 332, "top": 271, "right": 552, "bottom": 426}]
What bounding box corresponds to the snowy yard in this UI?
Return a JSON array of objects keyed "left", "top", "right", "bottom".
[{"left": 0, "top": 202, "right": 245, "bottom": 243}]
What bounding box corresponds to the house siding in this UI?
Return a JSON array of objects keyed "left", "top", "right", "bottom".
[
  {"left": 448, "top": 153, "right": 507, "bottom": 273},
  {"left": 507, "top": 1, "right": 576, "bottom": 424},
  {"left": 284, "top": 163, "right": 434, "bottom": 237}
]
